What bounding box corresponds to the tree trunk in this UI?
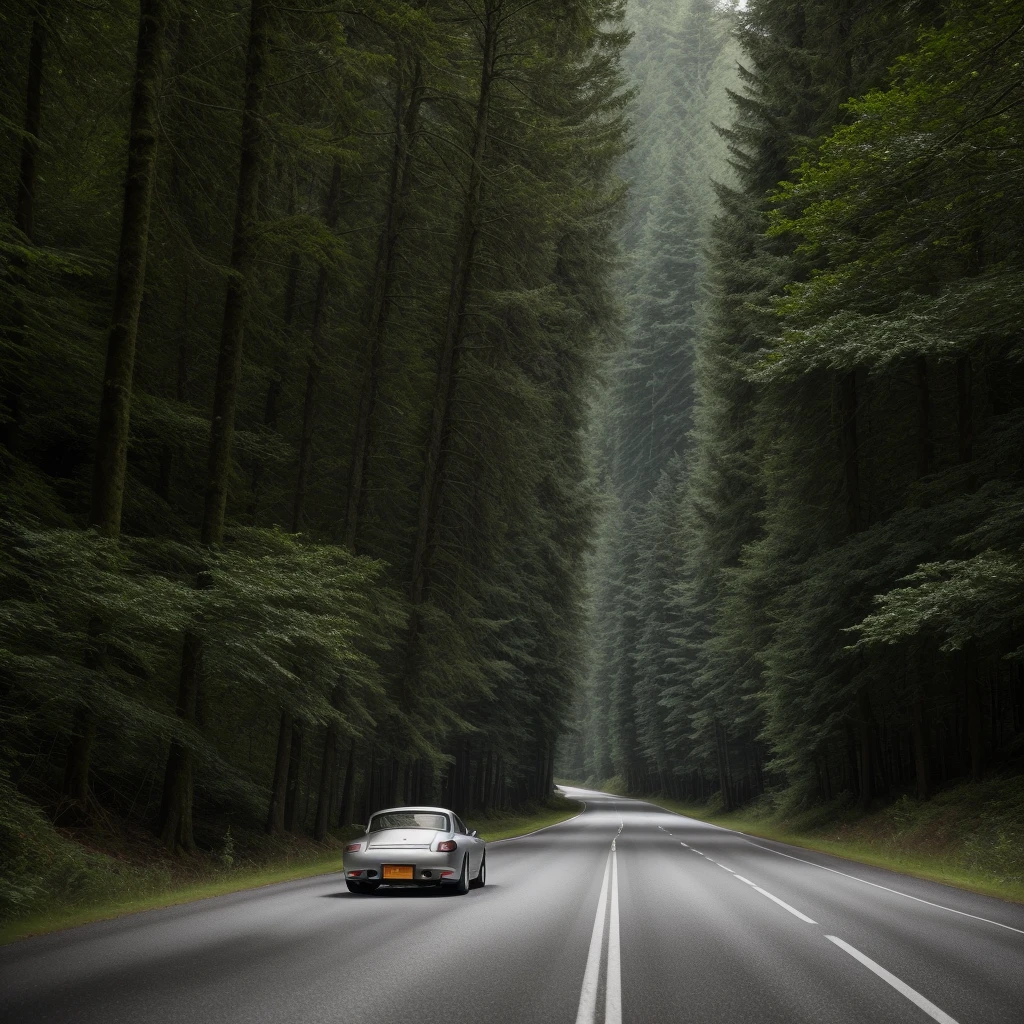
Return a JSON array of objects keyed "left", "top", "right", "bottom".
[
  {"left": 284, "top": 720, "right": 303, "bottom": 832},
  {"left": 2, "top": 12, "right": 46, "bottom": 454},
  {"left": 715, "top": 720, "right": 733, "bottom": 811},
  {"left": 248, "top": 201, "right": 298, "bottom": 519},
  {"left": 856, "top": 688, "right": 873, "bottom": 810},
  {"left": 291, "top": 159, "right": 343, "bottom": 533},
  {"left": 15, "top": 12, "right": 45, "bottom": 240},
  {"left": 91, "top": 0, "right": 171, "bottom": 537},
  {"left": 839, "top": 371, "right": 861, "bottom": 536},
  {"left": 840, "top": 370, "right": 874, "bottom": 809},
  {"left": 266, "top": 708, "right": 293, "bottom": 834},
  {"left": 911, "top": 358, "right": 932, "bottom": 800},
  {"left": 159, "top": 0, "right": 272, "bottom": 850},
  {"left": 159, "top": 631, "right": 202, "bottom": 852},
  {"left": 481, "top": 751, "right": 494, "bottom": 813},
  {"left": 403, "top": 1, "right": 500, "bottom": 695},
  {"left": 341, "top": 61, "right": 425, "bottom": 550},
  {"left": 911, "top": 693, "right": 931, "bottom": 801},
  {"left": 200, "top": 0, "right": 270, "bottom": 547},
  {"left": 313, "top": 725, "right": 338, "bottom": 841},
  {"left": 58, "top": 0, "right": 170, "bottom": 817},
  {"left": 57, "top": 703, "right": 96, "bottom": 823},
  {"left": 915, "top": 356, "right": 931, "bottom": 479},
  {"left": 964, "top": 642, "right": 983, "bottom": 782},
  {"left": 337, "top": 742, "right": 356, "bottom": 826},
  {"left": 956, "top": 355, "right": 973, "bottom": 467}
]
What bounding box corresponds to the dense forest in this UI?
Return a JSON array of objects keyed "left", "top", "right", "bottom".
[
  {"left": 4, "top": 0, "right": 1024, "bottom": 922},
  {"left": 566, "top": 0, "right": 1024, "bottom": 811},
  {"left": 0, "top": 0, "right": 630, "bottom": 899}
]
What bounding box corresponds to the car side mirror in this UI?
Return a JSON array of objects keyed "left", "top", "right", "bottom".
[{"left": 469, "top": 829, "right": 478, "bottom": 838}]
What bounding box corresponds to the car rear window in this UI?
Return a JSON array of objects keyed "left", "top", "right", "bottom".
[{"left": 369, "top": 811, "right": 449, "bottom": 832}]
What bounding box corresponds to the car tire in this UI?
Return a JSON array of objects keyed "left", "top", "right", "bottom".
[
  {"left": 470, "top": 854, "right": 486, "bottom": 889},
  {"left": 452, "top": 856, "right": 470, "bottom": 895}
]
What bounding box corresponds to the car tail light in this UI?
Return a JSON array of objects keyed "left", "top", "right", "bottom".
[
  {"left": 344, "top": 843, "right": 362, "bottom": 853},
  {"left": 436, "top": 840, "right": 457, "bottom": 852},
  {"left": 348, "top": 870, "right": 363, "bottom": 877}
]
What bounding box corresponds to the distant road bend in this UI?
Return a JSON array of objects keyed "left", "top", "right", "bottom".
[{"left": 2, "top": 788, "right": 1022, "bottom": 1024}]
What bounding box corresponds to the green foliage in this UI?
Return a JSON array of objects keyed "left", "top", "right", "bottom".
[
  {"left": 579, "top": 0, "right": 1024, "bottom": 815},
  {"left": 1, "top": 0, "right": 629, "bottom": 915}
]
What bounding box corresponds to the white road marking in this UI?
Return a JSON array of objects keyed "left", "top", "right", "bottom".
[
  {"left": 717, "top": 864, "right": 735, "bottom": 874},
  {"left": 648, "top": 800, "right": 1024, "bottom": 937},
  {"left": 606, "top": 845, "right": 622, "bottom": 1024},
  {"left": 737, "top": 838, "right": 1024, "bottom": 937},
  {"left": 575, "top": 849, "right": 612, "bottom": 1024},
  {"left": 489, "top": 801, "right": 587, "bottom": 844},
  {"left": 826, "top": 936, "right": 960, "bottom": 1024},
  {"left": 734, "top": 875, "right": 816, "bottom": 923}
]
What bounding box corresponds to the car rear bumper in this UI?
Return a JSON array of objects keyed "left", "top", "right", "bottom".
[{"left": 343, "top": 849, "right": 461, "bottom": 884}]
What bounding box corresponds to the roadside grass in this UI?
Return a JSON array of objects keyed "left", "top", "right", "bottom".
[
  {"left": 0, "top": 796, "right": 583, "bottom": 944},
  {"left": 0, "top": 849, "right": 349, "bottom": 945},
  {"left": 468, "top": 794, "right": 582, "bottom": 842},
  {"left": 629, "top": 776, "right": 1024, "bottom": 904}
]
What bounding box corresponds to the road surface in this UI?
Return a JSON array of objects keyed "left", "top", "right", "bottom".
[{"left": 2, "top": 788, "right": 1022, "bottom": 1023}]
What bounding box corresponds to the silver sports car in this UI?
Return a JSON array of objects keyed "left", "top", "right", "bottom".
[{"left": 343, "top": 806, "right": 486, "bottom": 895}]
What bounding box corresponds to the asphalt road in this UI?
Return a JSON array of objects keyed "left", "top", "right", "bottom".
[{"left": 2, "top": 787, "right": 1022, "bottom": 1024}]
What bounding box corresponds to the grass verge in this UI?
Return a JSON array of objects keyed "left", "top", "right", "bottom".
[
  {"left": 0, "top": 796, "right": 582, "bottom": 945},
  {"left": 468, "top": 794, "right": 582, "bottom": 842},
  {"left": 0, "top": 850, "right": 348, "bottom": 945},
  {"left": 630, "top": 777, "right": 1024, "bottom": 904}
]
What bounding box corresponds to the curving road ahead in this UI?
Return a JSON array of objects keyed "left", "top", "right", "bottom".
[{"left": 2, "top": 788, "right": 1022, "bottom": 1024}]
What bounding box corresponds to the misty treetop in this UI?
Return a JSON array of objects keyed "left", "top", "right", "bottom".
[{"left": 0, "top": 0, "right": 630, "bottom": 899}]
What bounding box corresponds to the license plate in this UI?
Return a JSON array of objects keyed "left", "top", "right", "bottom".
[{"left": 382, "top": 864, "right": 415, "bottom": 880}]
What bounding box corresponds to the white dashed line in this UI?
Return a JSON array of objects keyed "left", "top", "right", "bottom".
[
  {"left": 827, "top": 936, "right": 960, "bottom": 1024},
  {"left": 733, "top": 875, "right": 815, "bottom": 923}
]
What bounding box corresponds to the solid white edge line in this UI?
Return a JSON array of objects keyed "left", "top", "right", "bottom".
[
  {"left": 488, "top": 800, "right": 587, "bottom": 844},
  {"left": 574, "top": 848, "right": 613, "bottom": 1024},
  {"left": 639, "top": 797, "right": 1024, "bottom": 938},
  {"left": 605, "top": 846, "right": 622, "bottom": 1024},
  {"left": 826, "top": 936, "right": 960, "bottom": 1024},
  {"left": 738, "top": 838, "right": 1024, "bottom": 937}
]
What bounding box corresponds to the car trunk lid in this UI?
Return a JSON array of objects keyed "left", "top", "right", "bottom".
[{"left": 367, "top": 828, "right": 438, "bottom": 850}]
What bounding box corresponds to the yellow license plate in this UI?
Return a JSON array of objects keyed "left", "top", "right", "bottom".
[{"left": 383, "top": 864, "right": 414, "bottom": 880}]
